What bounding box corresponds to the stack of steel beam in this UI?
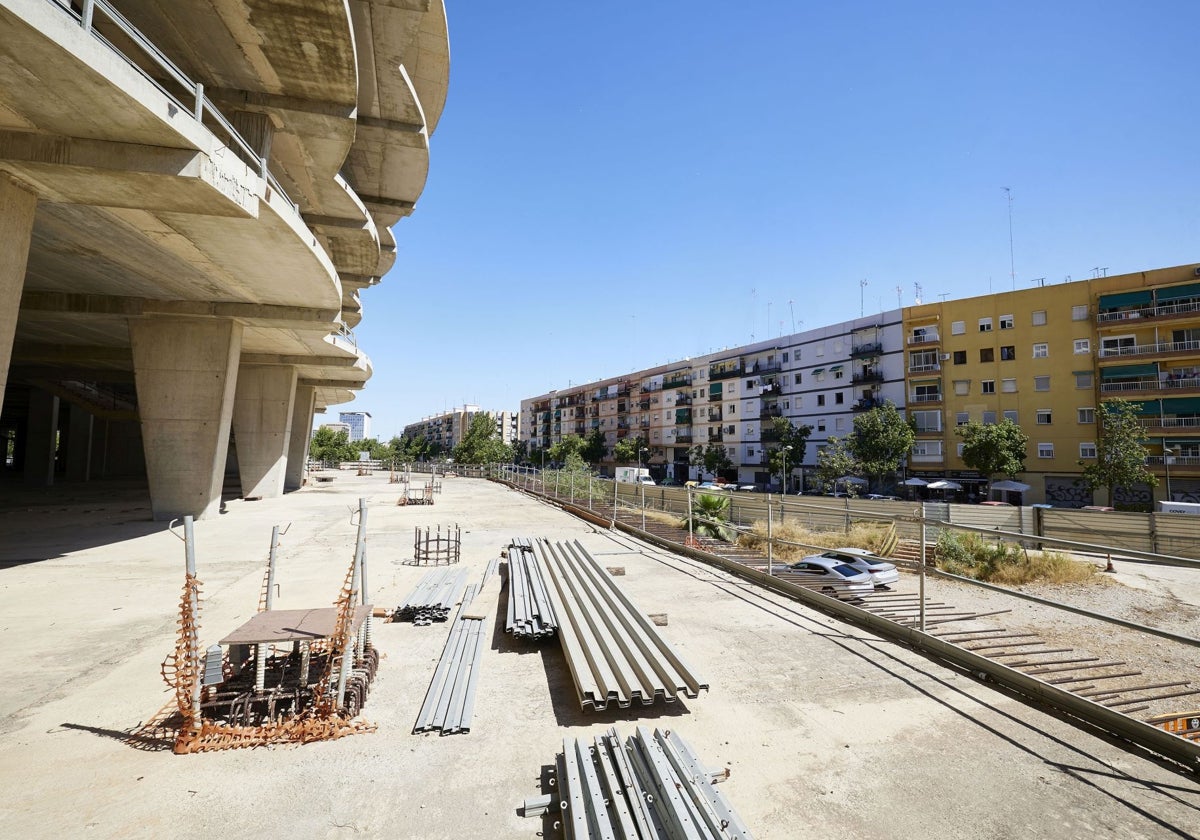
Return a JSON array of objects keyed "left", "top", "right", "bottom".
[
  {"left": 506, "top": 538, "right": 559, "bottom": 639},
  {"left": 531, "top": 539, "right": 708, "bottom": 710},
  {"left": 413, "top": 558, "right": 499, "bottom": 735},
  {"left": 395, "top": 567, "right": 468, "bottom": 625},
  {"left": 531, "top": 726, "right": 753, "bottom": 839}
]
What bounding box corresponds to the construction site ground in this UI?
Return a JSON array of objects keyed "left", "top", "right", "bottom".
[{"left": 1, "top": 474, "right": 1198, "bottom": 839}]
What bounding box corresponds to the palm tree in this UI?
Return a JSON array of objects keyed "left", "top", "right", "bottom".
[{"left": 684, "top": 493, "right": 736, "bottom": 541}]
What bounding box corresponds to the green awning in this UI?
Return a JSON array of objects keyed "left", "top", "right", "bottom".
[
  {"left": 829, "top": 364, "right": 844, "bottom": 372},
  {"left": 1101, "top": 363, "right": 1158, "bottom": 379},
  {"left": 1161, "top": 397, "right": 1200, "bottom": 413},
  {"left": 1156, "top": 282, "right": 1200, "bottom": 301},
  {"left": 811, "top": 368, "right": 825, "bottom": 375},
  {"left": 1098, "top": 290, "right": 1152, "bottom": 310},
  {"left": 708, "top": 383, "right": 722, "bottom": 394}
]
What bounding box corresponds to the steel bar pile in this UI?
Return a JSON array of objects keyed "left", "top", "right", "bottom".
[
  {"left": 506, "top": 538, "right": 559, "bottom": 639},
  {"left": 395, "top": 567, "right": 468, "bottom": 625},
  {"left": 413, "top": 523, "right": 460, "bottom": 564},
  {"left": 413, "top": 558, "right": 500, "bottom": 735},
  {"left": 532, "top": 539, "right": 708, "bottom": 710},
  {"left": 531, "top": 726, "right": 753, "bottom": 839}
]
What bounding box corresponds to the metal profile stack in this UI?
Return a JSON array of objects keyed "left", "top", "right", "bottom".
[
  {"left": 506, "top": 538, "right": 559, "bottom": 639},
  {"left": 535, "top": 726, "right": 753, "bottom": 839},
  {"left": 531, "top": 539, "right": 708, "bottom": 710},
  {"left": 395, "top": 567, "right": 468, "bottom": 625}
]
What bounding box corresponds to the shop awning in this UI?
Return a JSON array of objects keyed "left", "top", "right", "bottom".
[
  {"left": 1098, "top": 290, "right": 1152, "bottom": 310},
  {"left": 1101, "top": 363, "right": 1158, "bottom": 378},
  {"left": 1156, "top": 282, "right": 1200, "bottom": 301}
]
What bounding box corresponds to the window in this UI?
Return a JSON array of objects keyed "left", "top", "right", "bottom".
[
  {"left": 953, "top": 380, "right": 970, "bottom": 396},
  {"left": 746, "top": 448, "right": 755, "bottom": 458},
  {"left": 980, "top": 348, "right": 994, "bottom": 363},
  {"left": 835, "top": 392, "right": 844, "bottom": 404},
  {"left": 953, "top": 350, "right": 967, "bottom": 365},
  {"left": 1036, "top": 409, "right": 1052, "bottom": 425},
  {"left": 956, "top": 443, "right": 965, "bottom": 456},
  {"left": 951, "top": 320, "right": 965, "bottom": 335},
  {"left": 729, "top": 404, "right": 736, "bottom": 415},
  {"left": 1075, "top": 372, "right": 1093, "bottom": 389},
  {"left": 794, "top": 373, "right": 802, "bottom": 384},
  {"left": 816, "top": 343, "right": 824, "bottom": 356},
  {"left": 1033, "top": 343, "right": 1048, "bottom": 358},
  {"left": 914, "top": 410, "right": 942, "bottom": 433},
  {"left": 983, "top": 410, "right": 997, "bottom": 424},
  {"left": 913, "top": 440, "right": 943, "bottom": 457},
  {"left": 1038, "top": 443, "right": 1055, "bottom": 459},
  {"left": 982, "top": 380, "right": 996, "bottom": 394},
  {"left": 833, "top": 368, "right": 844, "bottom": 380},
  {"left": 1034, "top": 375, "right": 1050, "bottom": 391},
  {"left": 817, "top": 419, "right": 826, "bottom": 431},
  {"left": 979, "top": 317, "right": 993, "bottom": 332},
  {"left": 1074, "top": 339, "right": 1090, "bottom": 354},
  {"left": 955, "top": 411, "right": 969, "bottom": 426},
  {"left": 1001, "top": 378, "right": 1017, "bottom": 393},
  {"left": 791, "top": 397, "right": 799, "bottom": 408},
  {"left": 914, "top": 383, "right": 942, "bottom": 402},
  {"left": 835, "top": 417, "right": 845, "bottom": 430},
  {"left": 1032, "top": 310, "right": 1047, "bottom": 326},
  {"left": 1000, "top": 346, "right": 1015, "bottom": 361},
  {"left": 1072, "top": 305, "right": 1089, "bottom": 321},
  {"left": 1003, "top": 410, "right": 1018, "bottom": 423},
  {"left": 1080, "top": 442, "right": 1097, "bottom": 459},
  {"left": 816, "top": 394, "right": 825, "bottom": 407},
  {"left": 1077, "top": 407, "right": 1095, "bottom": 424},
  {"left": 1000, "top": 314, "right": 1014, "bottom": 330}
]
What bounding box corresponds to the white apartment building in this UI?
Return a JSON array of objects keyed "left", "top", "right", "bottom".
[{"left": 404, "top": 405, "right": 520, "bottom": 453}]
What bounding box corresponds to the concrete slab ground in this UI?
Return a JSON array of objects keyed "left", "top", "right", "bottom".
[{"left": 1, "top": 474, "right": 1198, "bottom": 839}]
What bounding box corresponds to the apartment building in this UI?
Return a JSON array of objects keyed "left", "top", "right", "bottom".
[
  {"left": 404, "top": 405, "right": 520, "bottom": 453},
  {"left": 901, "top": 263, "right": 1200, "bottom": 505},
  {"left": 338, "top": 411, "right": 372, "bottom": 442}
]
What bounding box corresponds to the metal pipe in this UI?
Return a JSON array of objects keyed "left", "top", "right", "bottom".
[
  {"left": 767, "top": 501, "right": 773, "bottom": 575},
  {"left": 182, "top": 516, "right": 202, "bottom": 729},
  {"left": 919, "top": 508, "right": 927, "bottom": 631}
]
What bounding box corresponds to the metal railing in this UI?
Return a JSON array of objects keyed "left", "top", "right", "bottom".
[
  {"left": 908, "top": 333, "right": 940, "bottom": 345},
  {"left": 1101, "top": 377, "right": 1200, "bottom": 393},
  {"left": 909, "top": 363, "right": 941, "bottom": 373},
  {"left": 909, "top": 393, "right": 943, "bottom": 403},
  {"left": 1097, "top": 299, "right": 1200, "bottom": 324},
  {"left": 1099, "top": 339, "right": 1200, "bottom": 358},
  {"left": 1140, "top": 416, "right": 1200, "bottom": 430},
  {"left": 53, "top": 0, "right": 298, "bottom": 215}
]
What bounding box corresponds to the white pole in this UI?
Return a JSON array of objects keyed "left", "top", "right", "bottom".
[
  {"left": 919, "top": 507, "right": 927, "bottom": 632},
  {"left": 767, "top": 500, "right": 773, "bottom": 575}
]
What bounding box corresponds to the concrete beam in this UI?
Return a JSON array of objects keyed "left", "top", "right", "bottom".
[
  {"left": 232, "top": 364, "right": 297, "bottom": 500},
  {"left": 356, "top": 114, "right": 426, "bottom": 134},
  {"left": 20, "top": 291, "right": 340, "bottom": 330},
  {"left": 130, "top": 317, "right": 242, "bottom": 520},
  {"left": 24, "top": 388, "right": 59, "bottom": 486},
  {"left": 285, "top": 384, "right": 316, "bottom": 491},
  {"left": 240, "top": 353, "right": 363, "bottom": 368},
  {"left": 0, "top": 174, "right": 37, "bottom": 402}
]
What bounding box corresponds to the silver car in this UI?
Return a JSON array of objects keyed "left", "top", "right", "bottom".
[
  {"left": 778, "top": 556, "right": 875, "bottom": 600},
  {"left": 812, "top": 548, "right": 900, "bottom": 589}
]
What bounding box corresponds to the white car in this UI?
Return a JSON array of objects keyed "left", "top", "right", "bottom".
[
  {"left": 777, "top": 556, "right": 874, "bottom": 600},
  {"left": 811, "top": 548, "right": 900, "bottom": 589}
]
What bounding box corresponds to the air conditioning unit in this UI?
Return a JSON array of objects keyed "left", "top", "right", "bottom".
[
  {"left": 1193, "top": 266, "right": 1200, "bottom": 277},
  {"left": 940, "top": 353, "right": 951, "bottom": 361}
]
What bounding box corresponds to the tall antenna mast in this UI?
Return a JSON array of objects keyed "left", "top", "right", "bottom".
[
  {"left": 859, "top": 279, "right": 868, "bottom": 317},
  {"left": 914, "top": 282, "right": 923, "bottom": 305},
  {"left": 788, "top": 299, "right": 795, "bottom": 334},
  {"left": 895, "top": 285, "right": 902, "bottom": 308},
  {"left": 1004, "top": 187, "right": 1015, "bottom": 290}
]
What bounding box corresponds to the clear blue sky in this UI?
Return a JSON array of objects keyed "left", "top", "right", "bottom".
[{"left": 336, "top": 1, "right": 1200, "bottom": 439}]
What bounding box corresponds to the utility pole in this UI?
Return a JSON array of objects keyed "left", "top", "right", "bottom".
[{"left": 1004, "top": 187, "right": 1015, "bottom": 290}]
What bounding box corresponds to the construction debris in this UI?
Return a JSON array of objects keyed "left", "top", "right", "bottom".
[
  {"left": 413, "top": 559, "right": 500, "bottom": 735},
  {"left": 524, "top": 726, "right": 753, "bottom": 839},
  {"left": 506, "top": 538, "right": 559, "bottom": 639},
  {"left": 395, "top": 567, "right": 468, "bottom": 625},
  {"left": 397, "top": 484, "right": 434, "bottom": 505},
  {"left": 528, "top": 538, "right": 707, "bottom": 710},
  {"left": 413, "top": 523, "right": 461, "bottom": 564}
]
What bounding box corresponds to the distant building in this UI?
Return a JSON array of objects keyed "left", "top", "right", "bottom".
[
  {"left": 338, "top": 411, "right": 372, "bottom": 441},
  {"left": 403, "top": 405, "right": 520, "bottom": 453},
  {"left": 320, "top": 422, "right": 352, "bottom": 438}
]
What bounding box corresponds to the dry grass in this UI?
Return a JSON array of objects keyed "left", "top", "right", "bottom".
[
  {"left": 935, "top": 531, "right": 1104, "bottom": 585},
  {"left": 737, "top": 520, "right": 892, "bottom": 563}
]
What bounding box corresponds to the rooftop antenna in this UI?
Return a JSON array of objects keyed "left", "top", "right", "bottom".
[
  {"left": 914, "top": 282, "right": 923, "bottom": 305},
  {"left": 859, "top": 279, "right": 868, "bottom": 316},
  {"left": 895, "top": 285, "right": 902, "bottom": 308},
  {"left": 749, "top": 287, "right": 757, "bottom": 341},
  {"left": 938, "top": 293, "right": 950, "bottom": 302},
  {"left": 1031, "top": 277, "right": 1046, "bottom": 287},
  {"left": 1004, "top": 187, "right": 1016, "bottom": 290},
  {"left": 1091, "top": 266, "right": 1109, "bottom": 278},
  {"left": 788, "top": 299, "right": 795, "bottom": 334}
]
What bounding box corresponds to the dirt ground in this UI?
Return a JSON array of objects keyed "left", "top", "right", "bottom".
[{"left": 1, "top": 474, "right": 1198, "bottom": 839}]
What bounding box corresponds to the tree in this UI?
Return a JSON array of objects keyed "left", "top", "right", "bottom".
[
  {"left": 1078, "top": 398, "right": 1156, "bottom": 504},
  {"left": 814, "top": 436, "right": 859, "bottom": 494},
  {"left": 612, "top": 435, "right": 648, "bottom": 465},
  {"left": 452, "top": 413, "right": 512, "bottom": 464},
  {"left": 309, "top": 426, "right": 356, "bottom": 463},
  {"left": 955, "top": 419, "right": 1028, "bottom": 488},
  {"left": 548, "top": 434, "right": 586, "bottom": 464},
  {"left": 847, "top": 403, "right": 915, "bottom": 492},
  {"left": 511, "top": 438, "right": 529, "bottom": 465},
  {"left": 581, "top": 429, "right": 608, "bottom": 465},
  {"left": 684, "top": 493, "right": 736, "bottom": 541},
  {"left": 689, "top": 442, "right": 732, "bottom": 478},
  {"left": 764, "top": 417, "right": 812, "bottom": 491}
]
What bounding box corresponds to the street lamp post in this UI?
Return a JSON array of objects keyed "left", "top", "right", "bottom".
[
  {"left": 782, "top": 445, "right": 792, "bottom": 496},
  {"left": 1165, "top": 443, "right": 1179, "bottom": 503},
  {"left": 639, "top": 447, "right": 648, "bottom": 530}
]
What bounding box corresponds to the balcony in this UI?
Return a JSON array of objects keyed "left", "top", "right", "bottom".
[
  {"left": 1146, "top": 454, "right": 1200, "bottom": 467},
  {"left": 574, "top": 423, "right": 586, "bottom": 434},
  {"left": 616, "top": 428, "right": 630, "bottom": 439},
  {"left": 664, "top": 374, "right": 692, "bottom": 389},
  {"left": 709, "top": 365, "right": 745, "bottom": 381},
  {"left": 708, "top": 431, "right": 724, "bottom": 442},
  {"left": 1099, "top": 339, "right": 1200, "bottom": 359},
  {"left": 639, "top": 419, "right": 650, "bottom": 428},
  {"left": 908, "top": 331, "right": 940, "bottom": 346},
  {"left": 617, "top": 403, "right": 628, "bottom": 413},
  {"left": 1139, "top": 416, "right": 1200, "bottom": 432},
  {"left": 1098, "top": 298, "right": 1200, "bottom": 325},
  {"left": 1100, "top": 376, "right": 1200, "bottom": 395},
  {"left": 850, "top": 341, "right": 883, "bottom": 358},
  {"left": 748, "top": 361, "right": 782, "bottom": 375},
  {"left": 675, "top": 411, "right": 692, "bottom": 424},
  {"left": 760, "top": 428, "right": 783, "bottom": 442},
  {"left": 908, "top": 362, "right": 941, "bottom": 374},
  {"left": 708, "top": 410, "right": 723, "bottom": 422},
  {"left": 760, "top": 404, "right": 783, "bottom": 418},
  {"left": 675, "top": 394, "right": 693, "bottom": 406},
  {"left": 909, "top": 392, "right": 943, "bottom": 405},
  {"left": 616, "top": 421, "right": 631, "bottom": 430},
  {"left": 675, "top": 431, "right": 694, "bottom": 443},
  {"left": 759, "top": 382, "right": 781, "bottom": 396},
  {"left": 852, "top": 370, "right": 885, "bottom": 384},
  {"left": 707, "top": 391, "right": 723, "bottom": 402},
  {"left": 638, "top": 399, "right": 652, "bottom": 410}
]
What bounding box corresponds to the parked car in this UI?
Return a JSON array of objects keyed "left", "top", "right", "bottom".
[
  {"left": 812, "top": 548, "right": 900, "bottom": 589},
  {"left": 978, "top": 500, "right": 1013, "bottom": 507},
  {"left": 865, "top": 494, "right": 898, "bottom": 501},
  {"left": 777, "top": 556, "right": 875, "bottom": 600}
]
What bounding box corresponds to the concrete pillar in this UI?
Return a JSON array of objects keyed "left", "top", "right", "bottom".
[
  {"left": 65, "top": 403, "right": 93, "bottom": 482},
  {"left": 130, "top": 318, "right": 242, "bottom": 520},
  {"left": 24, "top": 388, "right": 59, "bottom": 486},
  {"left": 285, "top": 384, "right": 316, "bottom": 491},
  {"left": 0, "top": 175, "right": 38, "bottom": 402},
  {"left": 231, "top": 364, "right": 297, "bottom": 500}
]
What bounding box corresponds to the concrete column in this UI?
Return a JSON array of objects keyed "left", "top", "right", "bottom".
[
  {"left": 285, "top": 384, "right": 316, "bottom": 491},
  {"left": 231, "top": 364, "right": 297, "bottom": 500},
  {"left": 24, "top": 388, "right": 59, "bottom": 486},
  {"left": 130, "top": 317, "right": 242, "bottom": 520},
  {"left": 65, "top": 403, "right": 93, "bottom": 482},
  {"left": 0, "top": 175, "right": 38, "bottom": 402}
]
